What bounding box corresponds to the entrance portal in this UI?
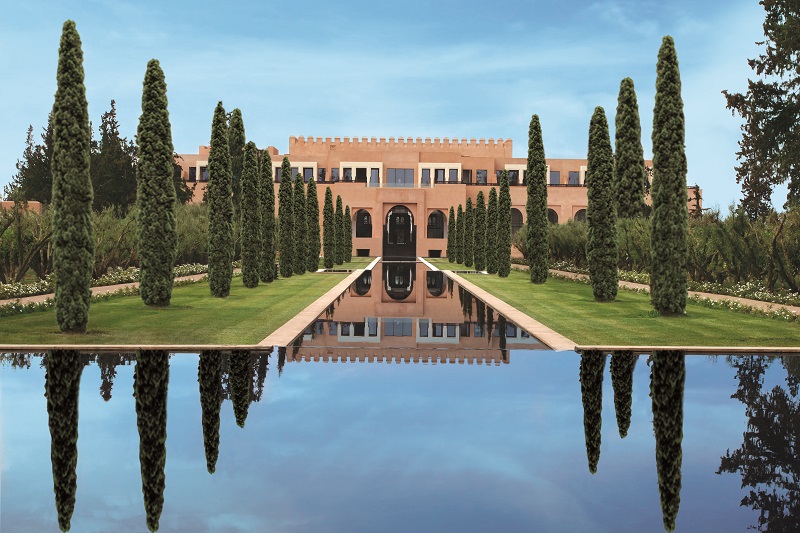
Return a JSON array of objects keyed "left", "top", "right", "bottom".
[{"left": 383, "top": 205, "right": 416, "bottom": 259}]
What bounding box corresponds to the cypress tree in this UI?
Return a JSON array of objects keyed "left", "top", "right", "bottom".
[
  {"left": 497, "top": 170, "right": 512, "bottom": 277},
  {"left": 526, "top": 114, "right": 549, "bottom": 283},
  {"left": 134, "top": 350, "right": 169, "bottom": 533},
  {"left": 651, "top": 36, "right": 689, "bottom": 315},
  {"left": 615, "top": 78, "right": 647, "bottom": 218},
  {"left": 51, "top": 20, "right": 93, "bottom": 332},
  {"left": 278, "top": 157, "right": 293, "bottom": 278},
  {"left": 228, "top": 108, "right": 245, "bottom": 209},
  {"left": 586, "top": 106, "right": 618, "bottom": 302},
  {"left": 207, "top": 102, "right": 234, "bottom": 297},
  {"left": 240, "top": 141, "right": 261, "bottom": 288},
  {"left": 45, "top": 350, "right": 83, "bottom": 532},
  {"left": 473, "top": 191, "right": 487, "bottom": 271},
  {"left": 486, "top": 188, "right": 498, "bottom": 274},
  {"left": 447, "top": 206, "right": 456, "bottom": 261},
  {"left": 579, "top": 350, "right": 606, "bottom": 474},
  {"left": 136, "top": 59, "right": 177, "bottom": 307},
  {"left": 306, "top": 177, "right": 321, "bottom": 271},
  {"left": 259, "top": 150, "right": 276, "bottom": 282},
  {"left": 455, "top": 204, "right": 464, "bottom": 264},
  {"left": 293, "top": 173, "right": 306, "bottom": 275},
  {"left": 198, "top": 350, "right": 222, "bottom": 474},
  {"left": 323, "top": 187, "right": 334, "bottom": 269},
  {"left": 610, "top": 350, "right": 637, "bottom": 438},
  {"left": 464, "top": 197, "right": 474, "bottom": 267},
  {"left": 334, "top": 195, "right": 344, "bottom": 265},
  {"left": 650, "top": 350, "right": 686, "bottom": 531},
  {"left": 229, "top": 350, "right": 252, "bottom": 427},
  {"left": 344, "top": 205, "right": 352, "bottom": 262}
]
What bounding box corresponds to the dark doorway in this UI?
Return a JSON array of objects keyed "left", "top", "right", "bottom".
[{"left": 383, "top": 205, "right": 416, "bottom": 259}]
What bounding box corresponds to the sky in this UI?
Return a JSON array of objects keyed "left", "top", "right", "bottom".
[{"left": 0, "top": 0, "right": 777, "bottom": 210}]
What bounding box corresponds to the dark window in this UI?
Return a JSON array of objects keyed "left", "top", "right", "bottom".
[
  {"left": 427, "top": 210, "right": 445, "bottom": 238},
  {"left": 462, "top": 169, "right": 472, "bottom": 184},
  {"left": 343, "top": 168, "right": 353, "bottom": 182},
  {"left": 355, "top": 167, "right": 367, "bottom": 183},
  {"left": 448, "top": 169, "right": 458, "bottom": 183},
  {"left": 568, "top": 171, "right": 580, "bottom": 185},
  {"left": 355, "top": 209, "right": 372, "bottom": 237},
  {"left": 548, "top": 209, "right": 559, "bottom": 224},
  {"left": 318, "top": 167, "right": 326, "bottom": 182},
  {"left": 476, "top": 170, "right": 487, "bottom": 185},
  {"left": 189, "top": 167, "right": 197, "bottom": 182},
  {"left": 303, "top": 168, "right": 313, "bottom": 183},
  {"left": 421, "top": 169, "right": 431, "bottom": 186},
  {"left": 574, "top": 209, "right": 587, "bottom": 222},
  {"left": 549, "top": 171, "right": 560, "bottom": 185},
  {"left": 370, "top": 168, "right": 380, "bottom": 185},
  {"left": 200, "top": 166, "right": 209, "bottom": 182},
  {"left": 435, "top": 169, "right": 445, "bottom": 183},
  {"left": 386, "top": 168, "right": 414, "bottom": 187},
  {"left": 511, "top": 209, "right": 524, "bottom": 235},
  {"left": 419, "top": 321, "right": 429, "bottom": 337},
  {"left": 331, "top": 168, "right": 340, "bottom": 182},
  {"left": 509, "top": 170, "right": 520, "bottom": 185}
]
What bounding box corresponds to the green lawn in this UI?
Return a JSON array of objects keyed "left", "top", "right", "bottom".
[
  {"left": 0, "top": 273, "right": 347, "bottom": 345},
  {"left": 429, "top": 260, "right": 800, "bottom": 347}
]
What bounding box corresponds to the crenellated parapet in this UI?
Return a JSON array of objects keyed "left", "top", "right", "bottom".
[{"left": 288, "top": 136, "right": 513, "bottom": 157}]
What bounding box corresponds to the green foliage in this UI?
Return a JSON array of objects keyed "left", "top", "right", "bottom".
[
  {"left": 614, "top": 78, "right": 647, "bottom": 218},
  {"left": 240, "top": 142, "right": 261, "bottom": 287},
  {"left": 447, "top": 205, "right": 456, "bottom": 262},
  {"left": 134, "top": 350, "right": 169, "bottom": 533},
  {"left": 45, "top": 349, "right": 83, "bottom": 532},
  {"left": 198, "top": 351, "right": 222, "bottom": 474},
  {"left": 486, "top": 188, "right": 498, "bottom": 274},
  {"left": 136, "top": 60, "right": 177, "bottom": 306},
  {"left": 650, "top": 350, "right": 685, "bottom": 531},
  {"left": 207, "top": 102, "right": 234, "bottom": 297},
  {"left": 651, "top": 36, "right": 689, "bottom": 315},
  {"left": 455, "top": 204, "right": 464, "bottom": 264},
  {"left": 259, "top": 151, "right": 275, "bottom": 282},
  {"left": 293, "top": 173, "right": 306, "bottom": 275},
  {"left": 306, "top": 177, "right": 321, "bottom": 271},
  {"left": 579, "top": 350, "right": 605, "bottom": 474},
  {"left": 278, "top": 157, "right": 293, "bottom": 278},
  {"left": 497, "top": 171, "right": 512, "bottom": 277},
  {"left": 229, "top": 349, "right": 252, "bottom": 427},
  {"left": 610, "top": 351, "right": 637, "bottom": 438},
  {"left": 526, "top": 114, "right": 549, "bottom": 283},
  {"left": 463, "top": 198, "right": 474, "bottom": 267},
  {"left": 52, "top": 20, "right": 94, "bottom": 332},
  {"left": 473, "top": 192, "right": 487, "bottom": 271},
  {"left": 586, "top": 106, "right": 618, "bottom": 301},
  {"left": 323, "top": 187, "right": 334, "bottom": 269},
  {"left": 227, "top": 108, "right": 245, "bottom": 210},
  {"left": 344, "top": 205, "right": 352, "bottom": 263},
  {"left": 334, "top": 195, "right": 344, "bottom": 265}
]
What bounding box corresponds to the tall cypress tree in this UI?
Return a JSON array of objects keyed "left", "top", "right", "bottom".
[
  {"left": 52, "top": 20, "right": 93, "bottom": 332},
  {"left": 259, "top": 150, "right": 276, "bottom": 282},
  {"left": 323, "top": 187, "right": 334, "bottom": 269},
  {"left": 45, "top": 350, "right": 83, "bottom": 532},
  {"left": 615, "top": 78, "right": 647, "bottom": 218},
  {"left": 447, "top": 206, "right": 456, "bottom": 262},
  {"left": 486, "top": 188, "right": 498, "bottom": 274},
  {"left": 586, "top": 106, "right": 618, "bottom": 301},
  {"left": 306, "top": 177, "right": 321, "bottom": 271},
  {"left": 651, "top": 36, "right": 689, "bottom": 315},
  {"left": 610, "top": 350, "right": 637, "bottom": 438},
  {"left": 207, "top": 102, "right": 234, "bottom": 297},
  {"left": 228, "top": 108, "right": 245, "bottom": 210},
  {"left": 240, "top": 142, "right": 261, "bottom": 287},
  {"left": 497, "top": 170, "right": 512, "bottom": 277},
  {"left": 198, "top": 350, "right": 222, "bottom": 474},
  {"left": 580, "top": 350, "right": 606, "bottom": 474},
  {"left": 526, "top": 114, "right": 549, "bottom": 283},
  {"left": 473, "top": 192, "right": 487, "bottom": 271},
  {"left": 334, "top": 195, "right": 344, "bottom": 265},
  {"left": 278, "top": 157, "right": 293, "bottom": 278},
  {"left": 344, "top": 205, "right": 353, "bottom": 263},
  {"left": 455, "top": 204, "right": 464, "bottom": 264},
  {"left": 293, "top": 174, "right": 306, "bottom": 275},
  {"left": 464, "top": 197, "right": 474, "bottom": 267},
  {"left": 136, "top": 59, "right": 177, "bottom": 307}
]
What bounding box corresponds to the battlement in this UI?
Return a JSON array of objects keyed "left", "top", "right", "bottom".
[{"left": 288, "top": 136, "right": 513, "bottom": 157}]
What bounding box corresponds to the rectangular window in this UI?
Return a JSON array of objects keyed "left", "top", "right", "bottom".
[
  {"left": 368, "top": 318, "right": 378, "bottom": 337},
  {"left": 446, "top": 324, "right": 457, "bottom": 338},
  {"left": 568, "top": 171, "right": 580, "bottom": 185},
  {"left": 448, "top": 169, "right": 458, "bottom": 183},
  {"left": 343, "top": 168, "right": 353, "bottom": 182},
  {"left": 370, "top": 168, "right": 380, "bottom": 186},
  {"left": 462, "top": 169, "right": 472, "bottom": 184},
  {"left": 435, "top": 169, "right": 445, "bottom": 183},
  {"left": 419, "top": 320, "right": 429, "bottom": 337},
  {"left": 303, "top": 168, "right": 313, "bottom": 183},
  {"left": 189, "top": 167, "right": 197, "bottom": 182},
  {"left": 355, "top": 167, "right": 367, "bottom": 183},
  {"left": 200, "top": 166, "right": 209, "bottom": 182},
  {"left": 476, "top": 170, "right": 487, "bottom": 185},
  {"left": 421, "top": 168, "right": 431, "bottom": 186},
  {"left": 549, "top": 171, "right": 561, "bottom": 185},
  {"left": 331, "top": 168, "right": 340, "bottom": 182},
  {"left": 509, "top": 170, "right": 520, "bottom": 185}
]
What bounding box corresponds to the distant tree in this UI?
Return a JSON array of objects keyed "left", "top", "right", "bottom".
[
  {"left": 486, "top": 188, "right": 498, "bottom": 274},
  {"left": 293, "top": 173, "right": 306, "bottom": 275},
  {"left": 455, "top": 204, "right": 464, "bottom": 264},
  {"left": 473, "top": 191, "right": 487, "bottom": 271},
  {"left": 497, "top": 171, "right": 512, "bottom": 277},
  {"left": 227, "top": 108, "right": 245, "bottom": 210},
  {"left": 258, "top": 150, "right": 276, "bottom": 282},
  {"left": 344, "top": 205, "right": 352, "bottom": 263},
  {"left": 610, "top": 351, "right": 637, "bottom": 438},
  {"left": 447, "top": 205, "right": 456, "bottom": 261},
  {"left": 240, "top": 142, "right": 261, "bottom": 287},
  {"left": 586, "top": 106, "right": 618, "bottom": 301},
  {"left": 579, "top": 350, "right": 605, "bottom": 474},
  {"left": 323, "top": 187, "right": 334, "bottom": 269},
  {"left": 306, "top": 177, "right": 321, "bottom": 271},
  {"left": 198, "top": 350, "right": 222, "bottom": 474},
  {"left": 334, "top": 195, "right": 344, "bottom": 265},
  {"left": 614, "top": 78, "right": 647, "bottom": 218},
  {"left": 136, "top": 60, "right": 178, "bottom": 306},
  {"left": 51, "top": 20, "right": 94, "bottom": 332},
  {"left": 207, "top": 102, "right": 234, "bottom": 297},
  {"left": 278, "top": 157, "right": 293, "bottom": 278},
  {"left": 526, "top": 114, "right": 549, "bottom": 283},
  {"left": 651, "top": 36, "right": 689, "bottom": 315},
  {"left": 464, "top": 197, "right": 474, "bottom": 267}
]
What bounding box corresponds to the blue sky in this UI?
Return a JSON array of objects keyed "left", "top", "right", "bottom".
[{"left": 0, "top": 0, "right": 775, "bottom": 209}]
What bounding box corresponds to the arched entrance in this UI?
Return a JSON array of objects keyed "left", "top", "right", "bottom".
[{"left": 383, "top": 205, "right": 416, "bottom": 259}]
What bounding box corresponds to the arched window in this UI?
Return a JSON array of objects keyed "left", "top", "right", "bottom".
[
  {"left": 511, "top": 208, "right": 524, "bottom": 235},
  {"left": 427, "top": 210, "right": 445, "bottom": 238},
  {"left": 574, "top": 209, "right": 587, "bottom": 222},
  {"left": 355, "top": 209, "right": 372, "bottom": 238},
  {"left": 547, "top": 209, "right": 559, "bottom": 224}
]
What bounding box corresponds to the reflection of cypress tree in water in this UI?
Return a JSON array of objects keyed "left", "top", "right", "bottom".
[
  {"left": 650, "top": 350, "right": 685, "bottom": 532},
  {"left": 610, "top": 350, "right": 637, "bottom": 438},
  {"left": 45, "top": 350, "right": 83, "bottom": 532},
  {"left": 717, "top": 356, "right": 800, "bottom": 532},
  {"left": 252, "top": 352, "right": 269, "bottom": 401},
  {"left": 278, "top": 347, "right": 286, "bottom": 377},
  {"left": 198, "top": 350, "right": 222, "bottom": 474},
  {"left": 134, "top": 350, "right": 169, "bottom": 532},
  {"left": 579, "top": 350, "right": 605, "bottom": 474},
  {"left": 229, "top": 350, "right": 252, "bottom": 428}
]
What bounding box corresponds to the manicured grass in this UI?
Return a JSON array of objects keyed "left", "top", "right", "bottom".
[
  {"left": 429, "top": 260, "right": 800, "bottom": 347},
  {"left": 0, "top": 273, "right": 348, "bottom": 345}
]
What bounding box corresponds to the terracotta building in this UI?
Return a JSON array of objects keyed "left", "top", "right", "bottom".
[{"left": 177, "top": 136, "right": 699, "bottom": 259}]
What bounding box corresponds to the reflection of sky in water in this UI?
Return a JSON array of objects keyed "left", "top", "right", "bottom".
[{"left": 0, "top": 352, "right": 779, "bottom": 532}]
